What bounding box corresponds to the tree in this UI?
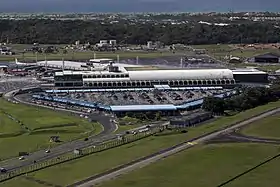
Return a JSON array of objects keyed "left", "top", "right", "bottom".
[
  {"left": 202, "top": 97, "right": 225, "bottom": 115},
  {"left": 0, "top": 19, "right": 279, "bottom": 45}
]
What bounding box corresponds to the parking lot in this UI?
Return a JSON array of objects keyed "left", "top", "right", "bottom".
[
  {"left": 52, "top": 89, "right": 230, "bottom": 106},
  {"left": 0, "top": 76, "right": 40, "bottom": 93}
]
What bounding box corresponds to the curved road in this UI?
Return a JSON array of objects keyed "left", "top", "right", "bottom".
[
  {"left": 0, "top": 87, "right": 162, "bottom": 176},
  {"left": 0, "top": 88, "right": 118, "bottom": 173},
  {"left": 72, "top": 108, "right": 280, "bottom": 187}
]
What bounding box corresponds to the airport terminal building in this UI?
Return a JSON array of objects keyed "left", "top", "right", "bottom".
[
  {"left": 54, "top": 68, "right": 236, "bottom": 88},
  {"left": 42, "top": 59, "right": 268, "bottom": 88}
]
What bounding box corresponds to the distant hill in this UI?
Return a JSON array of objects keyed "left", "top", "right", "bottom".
[{"left": 0, "top": 0, "right": 279, "bottom": 13}]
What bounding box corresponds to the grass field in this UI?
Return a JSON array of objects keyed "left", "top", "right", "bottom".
[
  {"left": 1, "top": 177, "right": 45, "bottom": 187},
  {"left": 0, "top": 50, "right": 178, "bottom": 62},
  {"left": 114, "top": 116, "right": 150, "bottom": 133},
  {"left": 0, "top": 99, "right": 102, "bottom": 160},
  {"left": 241, "top": 113, "right": 280, "bottom": 139},
  {"left": 1, "top": 100, "right": 279, "bottom": 186},
  {"left": 192, "top": 44, "right": 280, "bottom": 71},
  {"left": 192, "top": 44, "right": 279, "bottom": 59},
  {"left": 227, "top": 155, "right": 280, "bottom": 187},
  {"left": 99, "top": 143, "right": 280, "bottom": 187}
]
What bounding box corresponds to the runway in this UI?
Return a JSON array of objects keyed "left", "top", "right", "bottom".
[{"left": 70, "top": 108, "right": 280, "bottom": 187}]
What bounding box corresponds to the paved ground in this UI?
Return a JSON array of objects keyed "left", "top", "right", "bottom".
[
  {"left": 71, "top": 108, "right": 280, "bottom": 187},
  {"left": 0, "top": 87, "right": 164, "bottom": 177},
  {"left": 0, "top": 88, "right": 116, "bottom": 173},
  {"left": 208, "top": 131, "right": 280, "bottom": 145}
]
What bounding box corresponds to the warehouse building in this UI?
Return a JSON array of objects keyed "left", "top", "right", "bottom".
[
  {"left": 232, "top": 68, "right": 268, "bottom": 83},
  {"left": 249, "top": 53, "right": 280, "bottom": 63},
  {"left": 169, "top": 112, "right": 213, "bottom": 128}
]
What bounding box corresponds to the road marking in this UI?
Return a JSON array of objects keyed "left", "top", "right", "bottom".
[{"left": 187, "top": 141, "right": 197, "bottom": 145}]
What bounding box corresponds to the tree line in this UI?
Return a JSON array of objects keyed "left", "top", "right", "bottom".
[
  {"left": 0, "top": 20, "right": 280, "bottom": 45},
  {"left": 203, "top": 85, "right": 280, "bottom": 115}
]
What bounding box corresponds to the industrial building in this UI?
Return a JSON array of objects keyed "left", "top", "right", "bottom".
[
  {"left": 250, "top": 53, "right": 280, "bottom": 63},
  {"left": 169, "top": 112, "right": 213, "bottom": 128},
  {"left": 232, "top": 68, "right": 268, "bottom": 83}
]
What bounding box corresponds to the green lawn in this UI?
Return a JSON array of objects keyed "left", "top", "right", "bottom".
[
  {"left": 0, "top": 50, "right": 178, "bottom": 62},
  {"left": 99, "top": 143, "right": 280, "bottom": 187},
  {"left": 27, "top": 133, "right": 191, "bottom": 186},
  {"left": 0, "top": 99, "right": 94, "bottom": 130},
  {"left": 0, "top": 99, "right": 103, "bottom": 160},
  {"left": 115, "top": 124, "right": 144, "bottom": 133},
  {"left": 3, "top": 100, "right": 278, "bottom": 186},
  {"left": 227, "top": 155, "right": 280, "bottom": 187},
  {"left": 1, "top": 177, "right": 45, "bottom": 187},
  {"left": 0, "top": 112, "right": 22, "bottom": 134},
  {"left": 241, "top": 113, "right": 280, "bottom": 140},
  {"left": 115, "top": 116, "right": 149, "bottom": 133},
  {"left": 192, "top": 44, "right": 233, "bottom": 51},
  {"left": 192, "top": 44, "right": 279, "bottom": 62}
]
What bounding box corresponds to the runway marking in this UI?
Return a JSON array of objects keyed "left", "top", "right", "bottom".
[{"left": 187, "top": 141, "right": 197, "bottom": 145}]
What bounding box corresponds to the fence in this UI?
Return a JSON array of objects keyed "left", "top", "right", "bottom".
[{"left": 0, "top": 126, "right": 165, "bottom": 183}]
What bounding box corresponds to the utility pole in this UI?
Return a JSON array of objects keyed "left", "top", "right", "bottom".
[
  {"left": 35, "top": 52, "right": 38, "bottom": 63},
  {"left": 44, "top": 54, "right": 47, "bottom": 72},
  {"left": 62, "top": 57, "right": 65, "bottom": 72},
  {"left": 117, "top": 54, "right": 120, "bottom": 63}
]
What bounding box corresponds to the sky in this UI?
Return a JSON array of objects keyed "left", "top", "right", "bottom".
[{"left": 0, "top": 0, "right": 279, "bottom": 13}]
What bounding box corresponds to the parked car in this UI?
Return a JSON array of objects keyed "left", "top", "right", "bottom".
[{"left": 0, "top": 167, "right": 7, "bottom": 173}]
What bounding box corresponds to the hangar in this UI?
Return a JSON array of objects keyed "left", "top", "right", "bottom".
[{"left": 251, "top": 53, "right": 280, "bottom": 63}]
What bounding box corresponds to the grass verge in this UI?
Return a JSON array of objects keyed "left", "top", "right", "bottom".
[
  {"left": 0, "top": 99, "right": 103, "bottom": 160},
  {"left": 0, "top": 51, "right": 178, "bottom": 62},
  {"left": 98, "top": 143, "right": 280, "bottom": 187},
  {"left": 241, "top": 113, "right": 280, "bottom": 139},
  {"left": 3, "top": 100, "right": 278, "bottom": 186}
]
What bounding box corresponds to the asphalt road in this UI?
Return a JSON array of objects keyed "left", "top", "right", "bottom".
[
  {"left": 73, "top": 108, "right": 280, "bottom": 187},
  {"left": 0, "top": 89, "right": 118, "bottom": 172},
  {"left": 227, "top": 133, "right": 280, "bottom": 144},
  {"left": 0, "top": 88, "right": 163, "bottom": 176}
]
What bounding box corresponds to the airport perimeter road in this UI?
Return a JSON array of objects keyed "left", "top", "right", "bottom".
[
  {"left": 74, "top": 108, "right": 280, "bottom": 187},
  {"left": 0, "top": 89, "right": 163, "bottom": 176},
  {"left": 0, "top": 89, "right": 119, "bottom": 173}
]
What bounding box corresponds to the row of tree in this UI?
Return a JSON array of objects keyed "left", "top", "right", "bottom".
[
  {"left": 203, "top": 86, "right": 280, "bottom": 115},
  {"left": 0, "top": 20, "right": 280, "bottom": 45}
]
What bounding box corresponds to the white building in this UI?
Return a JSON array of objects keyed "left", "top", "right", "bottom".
[{"left": 54, "top": 68, "right": 236, "bottom": 88}]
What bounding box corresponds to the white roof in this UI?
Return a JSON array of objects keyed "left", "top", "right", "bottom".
[
  {"left": 232, "top": 68, "right": 267, "bottom": 75},
  {"left": 89, "top": 58, "right": 113, "bottom": 62},
  {"left": 55, "top": 69, "right": 234, "bottom": 81},
  {"left": 232, "top": 71, "right": 267, "bottom": 75},
  {"left": 37, "top": 60, "right": 87, "bottom": 70},
  {"left": 127, "top": 69, "right": 233, "bottom": 81}
]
